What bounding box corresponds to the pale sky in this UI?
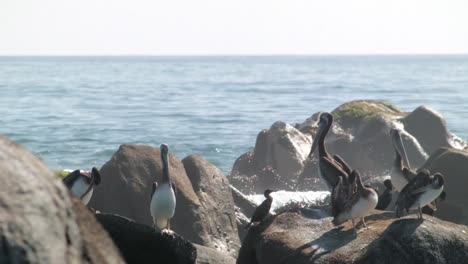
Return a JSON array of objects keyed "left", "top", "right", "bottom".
[{"left": 1, "top": 0, "right": 467, "bottom": 55}]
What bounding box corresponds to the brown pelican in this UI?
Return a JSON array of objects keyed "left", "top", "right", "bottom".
[
  {"left": 244, "top": 189, "right": 276, "bottom": 229},
  {"left": 309, "top": 112, "right": 353, "bottom": 190},
  {"left": 376, "top": 179, "right": 394, "bottom": 210},
  {"left": 332, "top": 170, "right": 378, "bottom": 235},
  {"left": 396, "top": 170, "right": 444, "bottom": 220},
  {"left": 150, "top": 144, "right": 176, "bottom": 233},
  {"left": 390, "top": 129, "right": 417, "bottom": 192},
  {"left": 62, "top": 167, "right": 101, "bottom": 205}
]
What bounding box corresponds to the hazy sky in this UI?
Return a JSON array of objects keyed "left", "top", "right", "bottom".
[{"left": 1, "top": 0, "right": 467, "bottom": 55}]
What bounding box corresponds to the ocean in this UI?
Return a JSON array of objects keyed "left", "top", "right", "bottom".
[{"left": 1, "top": 55, "right": 467, "bottom": 173}]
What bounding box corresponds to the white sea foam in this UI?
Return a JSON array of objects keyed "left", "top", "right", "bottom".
[{"left": 247, "top": 190, "right": 330, "bottom": 212}]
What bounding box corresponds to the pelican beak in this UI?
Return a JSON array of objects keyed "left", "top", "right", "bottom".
[
  {"left": 391, "top": 129, "right": 411, "bottom": 169},
  {"left": 308, "top": 120, "right": 326, "bottom": 158}
]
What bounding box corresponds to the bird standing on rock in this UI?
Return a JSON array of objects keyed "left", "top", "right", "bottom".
[
  {"left": 309, "top": 112, "right": 353, "bottom": 190},
  {"left": 396, "top": 170, "right": 445, "bottom": 220},
  {"left": 244, "top": 189, "right": 276, "bottom": 229},
  {"left": 332, "top": 170, "right": 378, "bottom": 236},
  {"left": 150, "top": 144, "right": 176, "bottom": 234},
  {"left": 63, "top": 167, "right": 101, "bottom": 205}
]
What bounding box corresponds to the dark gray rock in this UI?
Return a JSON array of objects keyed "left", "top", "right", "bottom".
[
  {"left": 0, "top": 136, "right": 123, "bottom": 264},
  {"left": 421, "top": 147, "right": 468, "bottom": 225},
  {"left": 182, "top": 154, "right": 241, "bottom": 257},
  {"left": 237, "top": 210, "right": 468, "bottom": 264},
  {"left": 88, "top": 144, "right": 201, "bottom": 239},
  {"left": 96, "top": 213, "right": 197, "bottom": 264},
  {"left": 195, "top": 244, "right": 236, "bottom": 264}
]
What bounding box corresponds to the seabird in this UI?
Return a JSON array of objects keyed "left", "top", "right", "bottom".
[
  {"left": 332, "top": 170, "right": 378, "bottom": 235},
  {"left": 244, "top": 189, "right": 276, "bottom": 229},
  {"left": 390, "top": 129, "right": 417, "bottom": 192},
  {"left": 62, "top": 167, "right": 101, "bottom": 205},
  {"left": 309, "top": 112, "right": 353, "bottom": 190},
  {"left": 396, "top": 170, "right": 445, "bottom": 220},
  {"left": 376, "top": 179, "right": 394, "bottom": 210},
  {"left": 150, "top": 144, "right": 176, "bottom": 233}
]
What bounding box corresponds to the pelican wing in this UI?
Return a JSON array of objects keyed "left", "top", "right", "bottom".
[
  {"left": 332, "top": 154, "right": 352, "bottom": 175},
  {"left": 396, "top": 171, "right": 431, "bottom": 217},
  {"left": 322, "top": 156, "right": 349, "bottom": 187}
]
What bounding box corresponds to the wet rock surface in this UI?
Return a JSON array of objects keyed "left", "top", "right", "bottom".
[
  {"left": 0, "top": 136, "right": 124, "bottom": 264},
  {"left": 237, "top": 210, "right": 468, "bottom": 264}
]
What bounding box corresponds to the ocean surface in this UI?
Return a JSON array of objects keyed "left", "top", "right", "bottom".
[{"left": 1, "top": 55, "right": 467, "bottom": 173}]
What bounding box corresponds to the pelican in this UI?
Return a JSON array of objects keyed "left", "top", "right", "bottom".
[
  {"left": 332, "top": 170, "right": 378, "bottom": 235},
  {"left": 396, "top": 170, "right": 444, "bottom": 220},
  {"left": 390, "top": 129, "right": 417, "bottom": 192},
  {"left": 309, "top": 112, "right": 353, "bottom": 190},
  {"left": 63, "top": 167, "right": 101, "bottom": 205},
  {"left": 244, "top": 189, "right": 276, "bottom": 229},
  {"left": 150, "top": 144, "right": 176, "bottom": 233}
]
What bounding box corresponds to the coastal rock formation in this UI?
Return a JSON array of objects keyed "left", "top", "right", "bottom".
[
  {"left": 230, "top": 121, "right": 312, "bottom": 193},
  {"left": 237, "top": 210, "right": 468, "bottom": 264},
  {"left": 90, "top": 144, "right": 240, "bottom": 256},
  {"left": 96, "top": 213, "right": 197, "bottom": 264},
  {"left": 195, "top": 244, "right": 236, "bottom": 264},
  {"left": 182, "top": 154, "right": 241, "bottom": 257},
  {"left": 230, "top": 100, "right": 466, "bottom": 193},
  {"left": 0, "top": 136, "right": 124, "bottom": 264},
  {"left": 421, "top": 147, "right": 468, "bottom": 226}
]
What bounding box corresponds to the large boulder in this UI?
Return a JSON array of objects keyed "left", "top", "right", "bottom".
[
  {"left": 231, "top": 100, "right": 467, "bottom": 193},
  {"left": 421, "top": 147, "right": 468, "bottom": 225},
  {"left": 0, "top": 136, "right": 124, "bottom": 263},
  {"left": 182, "top": 154, "right": 241, "bottom": 257},
  {"left": 96, "top": 213, "right": 197, "bottom": 264},
  {"left": 89, "top": 144, "right": 201, "bottom": 237},
  {"left": 89, "top": 145, "right": 241, "bottom": 256},
  {"left": 230, "top": 121, "right": 312, "bottom": 193},
  {"left": 237, "top": 210, "right": 468, "bottom": 264}
]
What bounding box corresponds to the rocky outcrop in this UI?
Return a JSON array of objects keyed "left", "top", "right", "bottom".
[
  {"left": 230, "top": 100, "right": 466, "bottom": 193},
  {"left": 230, "top": 121, "right": 312, "bottom": 193},
  {"left": 96, "top": 213, "right": 197, "bottom": 264},
  {"left": 421, "top": 147, "right": 468, "bottom": 226},
  {"left": 0, "top": 136, "right": 124, "bottom": 263},
  {"left": 237, "top": 210, "right": 468, "bottom": 264},
  {"left": 88, "top": 144, "right": 201, "bottom": 236},
  {"left": 89, "top": 145, "right": 240, "bottom": 256},
  {"left": 182, "top": 154, "right": 240, "bottom": 257}
]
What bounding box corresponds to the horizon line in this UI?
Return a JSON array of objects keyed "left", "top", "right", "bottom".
[{"left": 1, "top": 53, "right": 468, "bottom": 57}]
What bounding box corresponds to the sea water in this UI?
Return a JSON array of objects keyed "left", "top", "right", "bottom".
[{"left": 1, "top": 55, "right": 467, "bottom": 174}]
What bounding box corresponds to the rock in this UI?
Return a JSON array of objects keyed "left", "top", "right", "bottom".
[
  {"left": 402, "top": 106, "right": 452, "bottom": 154},
  {"left": 182, "top": 154, "right": 241, "bottom": 257},
  {"left": 232, "top": 100, "right": 465, "bottom": 193},
  {"left": 89, "top": 144, "right": 201, "bottom": 240},
  {"left": 230, "top": 121, "right": 312, "bottom": 193},
  {"left": 0, "top": 136, "right": 123, "bottom": 263},
  {"left": 230, "top": 185, "right": 258, "bottom": 240},
  {"left": 195, "top": 244, "right": 236, "bottom": 264},
  {"left": 96, "top": 213, "right": 197, "bottom": 264},
  {"left": 237, "top": 210, "right": 468, "bottom": 264},
  {"left": 421, "top": 147, "right": 468, "bottom": 225}
]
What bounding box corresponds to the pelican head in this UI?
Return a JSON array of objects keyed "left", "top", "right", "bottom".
[
  {"left": 309, "top": 112, "right": 333, "bottom": 158},
  {"left": 432, "top": 173, "right": 445, "bottom": 188},
  {"left": 390, "top": 128, "right": 411, "bottom": 169},
  {"left": 160, "top": 144, "right": 169, "bottom": 162},
  {"left": 383, "top": 179, "right": 393, "bottom": 191}
]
